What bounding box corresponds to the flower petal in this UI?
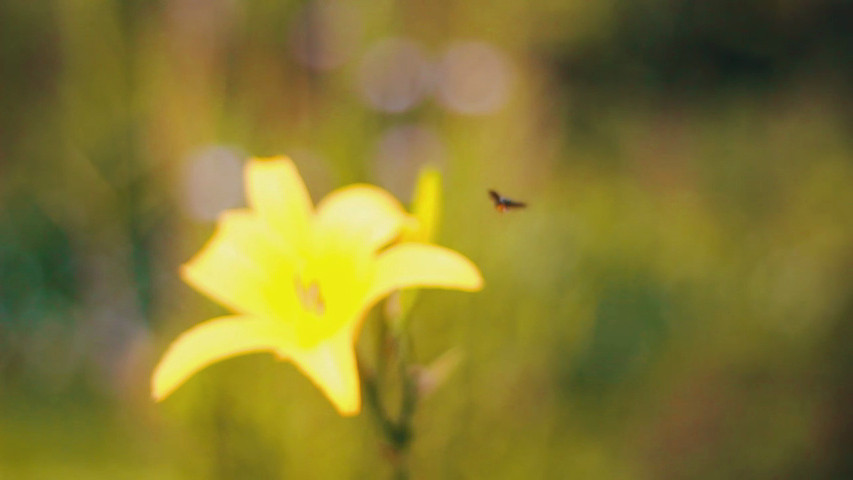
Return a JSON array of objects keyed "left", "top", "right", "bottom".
[
  {"left": 313, "top": 184, "right": 407, "bottom": 254},
  {"left": 365, "top": 243, "right": 483, "bottom": 309},
  {"left": 152, "top": 315, "right": 292, "bottom": 401},
  {"left": 281, "top": 327, "right": 361, "bottom": 415},
  {"left": 182, "top": 211, "right": 298, "bottom": 318},
  {"left": 404, "top": 166, "right": 442, "bottom": 243},
  {"left": 246, "top": 157, "right": 313, "bottom": 247}
]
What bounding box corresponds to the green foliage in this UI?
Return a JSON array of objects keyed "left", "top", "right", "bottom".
[{"left": 1, "top": 0, "right": 851, "bottom": 478}]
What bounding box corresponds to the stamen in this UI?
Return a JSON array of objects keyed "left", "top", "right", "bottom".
[{"left": 294, "top": 276, "right": 326, "bottom": 315}]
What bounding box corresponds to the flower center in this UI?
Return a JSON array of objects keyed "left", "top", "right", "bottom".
[{"left": 294, "top": 276, "right": 326, "bottom": 316}]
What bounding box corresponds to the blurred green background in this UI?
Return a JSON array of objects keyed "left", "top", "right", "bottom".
[{"left": 1, "top": 0, "right": 852, "bottom": 478}]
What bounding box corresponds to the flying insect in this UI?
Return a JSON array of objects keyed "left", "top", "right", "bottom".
[{"left": 488, "top": 190, "right": 527, "bottom": 212}]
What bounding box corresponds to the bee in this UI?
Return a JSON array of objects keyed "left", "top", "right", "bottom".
[{"left": 488, "top": 190, "right": 527, "bottom": 212}]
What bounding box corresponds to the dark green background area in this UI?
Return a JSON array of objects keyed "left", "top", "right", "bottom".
[{"left": 1, "top": 0, "right": 851, "bottom": 478}]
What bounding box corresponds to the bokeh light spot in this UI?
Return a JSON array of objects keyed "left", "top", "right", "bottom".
[
  {"left": 358, "top": 38, "right": 433, "bottom": 113},
  {"left": 182, "top": 146, "right": 245, "bottom": 221},
  {"left": 435, "top": 41, "right": 513, "bottom": 115},
  {"left": 373, "top": 124, "right": 446, "bottom": 199}
]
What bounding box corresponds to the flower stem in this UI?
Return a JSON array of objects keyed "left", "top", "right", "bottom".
[{"left": 359, "top": 308, "right": 419, "bottom": 480}]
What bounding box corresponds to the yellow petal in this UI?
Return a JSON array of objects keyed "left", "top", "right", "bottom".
[
  {"left": 182, "top": 211, "right": 298, "bottom": 318},
  {"left": 313, "top": 184, "right": 407, "bottom": 254},
  {"left": 152, "top": 315, "right": 292, "bottom": 401},
  {"left": 246, "top": 157, "right": 313, "bottom": 247},
  {"left": 405, "top": 166, "right": 442, "bottom": 242},
  {"left": 365, "top": 243, "right": 483, "bottom": 310},
  {"left": 282, "top": 327, "right": 361, "bottom": 415}
]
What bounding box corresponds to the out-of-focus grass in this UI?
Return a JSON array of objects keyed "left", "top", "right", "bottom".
[{"left": 1, "top": 0, "right": 852, "bottom": 478}]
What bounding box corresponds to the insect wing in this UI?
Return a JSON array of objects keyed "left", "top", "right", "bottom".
[{"left": 488, "top": 190, "right": 502, "bottom": 205}]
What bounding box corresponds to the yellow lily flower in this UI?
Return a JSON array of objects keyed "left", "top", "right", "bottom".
[{"left": 152, "top": 156, "right": 482, "bottom": 415}]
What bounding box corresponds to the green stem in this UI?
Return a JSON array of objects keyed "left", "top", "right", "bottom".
[{"left": 359, "top": 307, "right": 419, "bottom": 480}]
